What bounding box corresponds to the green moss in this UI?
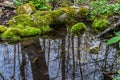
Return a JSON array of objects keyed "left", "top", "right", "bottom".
[
  {"left": 17, "top": 3, "right": 36, "bottom": 15},
  {"left": 33, "top": 11, "right": 49, "bottom": 16},
  {"left": 49, "top": 10, "right": 65, "bottom": 21},
  {"left": 71, "top": 22, "right": 87, "bottom": 34},
  {"left": 8, "top": 14, "right": 32, "bottom": 27},
  {"left": 59, "top": 7, "right": 75, "bottom": 17},
  {"left": 13, "top": 24, "right": 41, "bottom": 37},
  {"left": 92, "top": 19, "right": 110, "bottom": 31},
  {"left": 0, "top": 25, "right": 7, "bottom": 33},
  {"left": 78, "top": 7, "right": 88, "bottom": 17},
  {"left": 47, "top": 8, "right": 75, "bottom": 25},
  {"left": 33, "top": 7, "right": 75, "bottom": 24},
  {"left": 39, "top": 25, "right": 52, "bottom": 34},
  {"left": 1, "top": 24, "right": 41, "bottom": 41},
  {"left": 18, "top": 26, "right": 41, "bottom": 37},
  {"left": 1, "top": 28, "right": 21, "bottom": 41},
  {"left": 32, "top": 13, "right": 52, "bottom": 27}
]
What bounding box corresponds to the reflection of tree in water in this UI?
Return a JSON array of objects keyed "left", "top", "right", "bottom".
[
  {"left": 0, "top": 38, "right": 49, "bottom": 80},
  {"left": 0, "top": 26, "right": 120, "bottom": 80},
  {"left": 40, "top": 30, "right": 120, "bottom": 80},
  {"left": 21, "top": 38, "right": 49, "bottom": 80}
]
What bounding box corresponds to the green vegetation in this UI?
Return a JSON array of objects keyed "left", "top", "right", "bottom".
[
  {"left": 9, "top": 14, "right": 32, "bottom": 27},
  {"left": 71, "top": 22, "right": 87, "bottom": 35},
  {"left": 9, "top": 0, "right": 120, "bottom": 41},
  {"left": 0, "top": 25, "right": 7, "bottom": 33},
  {"left": 13, "top": 0, "right": 23, "bottom": 6},
  {"left": 106, "top": 31, "right": 120, "bottom": 47},
  {"left": 13, "top": 0, "right": 51, "bottom": 10},
  {"left": 88, "top": 0, "right": 120, "bottom": 19},
  {"left": 92, "top": 19, "right": 109, "bottom": 31},
  {"left": 19, "top": 27, "right": 40, "bottom": 37},
  {"left": 16, "top": 3, "right": 36, "bottom": 14},
  {"left": 1, "top": 25, "right": 41, "bottom": 41},
  {"left": 1, "top": 28, "right": 21, "bottom": 41},
  {"left": 3, "top": 0, "right": 120, "bottom": 80},
  {"left": 28, "top": 0, "right": 51, "bottom": 10},
  {"left": 78, "top": 7, "right": 88, "bottom": 17}
]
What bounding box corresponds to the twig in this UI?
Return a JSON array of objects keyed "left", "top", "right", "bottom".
[{"left": 96, "top": 20, "right": 120, "bottom": 38}]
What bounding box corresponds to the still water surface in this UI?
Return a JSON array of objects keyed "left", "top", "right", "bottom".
[{"left": 0, "top": 27, "right": 120, "bottom": 80}]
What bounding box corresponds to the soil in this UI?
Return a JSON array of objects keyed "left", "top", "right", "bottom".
[{"left": 0, "top": 1, "right": 16, "bottom": 25}]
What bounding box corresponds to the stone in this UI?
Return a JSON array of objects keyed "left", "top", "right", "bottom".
[{"left": 17, "top": 3, "right": 36, "bottom": 15}]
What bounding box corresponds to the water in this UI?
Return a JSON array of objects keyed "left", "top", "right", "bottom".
[{"left": 0, "top": 27, "right": 120, "bottom": 80}]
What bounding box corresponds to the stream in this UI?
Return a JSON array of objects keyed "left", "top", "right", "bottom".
[{"left": 0, "top": 26, "right": 120, "bottom": 80}]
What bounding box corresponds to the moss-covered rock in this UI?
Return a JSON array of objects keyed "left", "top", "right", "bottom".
[
  {"left": 9, "top": 14, "right": 32, "bottom": 27},
  {"left": 17, "top": 3, "right": 36, "bottom": 15},
  {"left": 32, "top": 13, "right": 52, "bottom": 27},
  {"left": 71, "top": 22, "right": 87, "bottom": 34},
  {"left": 92, "top": 19, "right": 110, "bottom": 30},
  {"left": 13, "top": 24, "right": 41, "bottom": 37},
  {"left": 32, "top": 9, "right": 67, "bottom": 26},
  {"left": 1, "top": 28, "right": 21, "bottom": 41},
  {"left": 0, "top": 25, "right": 7, "bottom": 33},
  {"left": 1, "top": 24, "right": 41, "bottom": 41},
  {"left": 18, "top": 26, "right": 41, "bottom": 37},
  {"left": 78, "top": 7, "right": 88, "bottom": 17},
  {"left": 49, "top": 10, "right": 65, "bottom": 21},
  {"left": 39, "top": 25, "right": 52, "bottom": 34},
  {"left": 59, "top": 7, "right": 75, "bottom": 17}
]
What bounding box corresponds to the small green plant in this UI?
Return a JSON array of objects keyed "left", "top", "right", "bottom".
[
  {"left": 71, "top": 22, "right": 87, "bottom": 35},
  {"left": 13, "top": 0, "right": 23, "bottom": 6},
  {"left": 88, "top": 0, "right": 120, "bottom": 19},
  {"left": 106, "top": 31, "right": 120, "bottom": 47},
  {"left": 28, "top": 0, "right": 51, "bottom": 10},
  {"left": 92, "top": 19, "right": 109, "bottom": 31}
]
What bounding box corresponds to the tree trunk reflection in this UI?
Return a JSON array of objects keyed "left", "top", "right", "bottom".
[
  {"left": 21, "top": 38, "right": 49, "bottom": 80},
  {"left": 61, "top": 38, "right": 65, "bottom": 80}
]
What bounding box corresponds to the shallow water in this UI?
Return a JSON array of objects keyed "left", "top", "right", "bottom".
[{"left": 0, "top": 27, "right": 120, "bottom": 80}]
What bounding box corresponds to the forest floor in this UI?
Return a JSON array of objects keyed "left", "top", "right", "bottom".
[{"left": 0, "top": 0, "right": 16, "bottom": 25}]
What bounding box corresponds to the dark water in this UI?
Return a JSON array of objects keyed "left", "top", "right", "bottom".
[{"left": 0, "top": 27, "right": 120, "bottom": 80}]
